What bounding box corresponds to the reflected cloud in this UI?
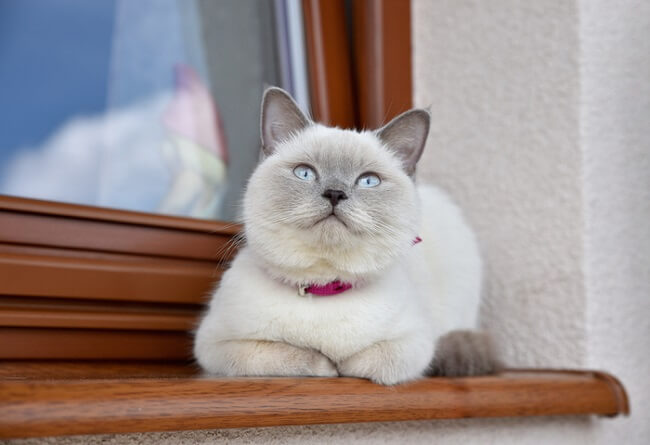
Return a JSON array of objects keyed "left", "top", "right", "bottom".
[
  {"left": 1, "top": 82, "right": 230, "bottom": 220},
  {"left": 1, "top": 95, "right": 173, "bottom": 214}
]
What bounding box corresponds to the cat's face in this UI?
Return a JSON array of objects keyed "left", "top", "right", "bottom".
[{"left": 243, "top": 88, "right": 429, "bottom": 285}]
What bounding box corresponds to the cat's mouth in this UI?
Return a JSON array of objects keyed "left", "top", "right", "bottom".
[{"left": 315, "top": 211, "right": 348, "bottom": 228}]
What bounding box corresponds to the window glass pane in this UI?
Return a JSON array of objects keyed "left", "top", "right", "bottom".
[{"left": 0, "top": 0, "right": 286, "bottom": 221}]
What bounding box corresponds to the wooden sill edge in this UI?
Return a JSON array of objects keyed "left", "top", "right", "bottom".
[{"left": 0, "top": 365, "right": 629, "bottom": 439}]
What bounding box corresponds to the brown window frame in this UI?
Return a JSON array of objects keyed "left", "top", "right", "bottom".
[
  {"left": 0, "top": 195, "right": 240, "bottom": 360},
  {"left": 303, "top": 0, "right": 413, "bottom": 129}
]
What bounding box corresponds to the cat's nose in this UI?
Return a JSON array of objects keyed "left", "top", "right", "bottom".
[{"left": 322, "top": 189, "right": 348, "bottom": 207}]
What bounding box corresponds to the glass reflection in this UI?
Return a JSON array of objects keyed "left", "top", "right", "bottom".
[{"left": 0, "top": 0, "right": 288, "bottom": 221}]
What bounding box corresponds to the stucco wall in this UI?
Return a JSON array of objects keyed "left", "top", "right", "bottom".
[
  {"left": 414, "top": 0, "right": 649, "bottom": 443},
  {"left": 414, "top": 0, "right": 649, "bottom": 442},
  {"left": 413, "top": 0, "right": 586, "bottom": 369},
  {"left": 4, "top": 1, "right": 647, "bottom": 444},
  {"left": 580, "top": 0, "right": 650, "bottom": 442}
]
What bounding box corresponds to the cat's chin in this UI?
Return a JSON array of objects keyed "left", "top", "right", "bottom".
[
  {"left": 246, "top": 212, "right": 413, "bottom": 285},
  {"left": 311, "top": 215, "right": 353, "bottom": 245},
  {"left": 248, "top": 230, "right": 409, "bottom": 287}
]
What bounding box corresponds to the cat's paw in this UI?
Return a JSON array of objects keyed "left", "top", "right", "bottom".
[
  {"left": 337, "top": 342, "right": 423, "bottom": 385},
  {"left": 266, "top": 342, "right": 338, "bottom": 377},
  {"left": 250, "top": 342, "right": 338, "bottom": 377},
  {"left": 428, "top": 330, "right": 501, "bottom": 377},
  {"left": 196, "top": 339, "right": 338, "bottom": 377},
  {"left": 306, "top": 350, "right": 339, "bottom": 377}
]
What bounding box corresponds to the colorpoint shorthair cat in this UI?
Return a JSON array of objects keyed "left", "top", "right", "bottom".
[{"left": 194, "top": 88, "right": 499, "bottom": 385}]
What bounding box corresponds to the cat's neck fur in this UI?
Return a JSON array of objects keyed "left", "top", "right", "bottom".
[{"left": 245, "top": 228, "right": 413, "bottom": 287}]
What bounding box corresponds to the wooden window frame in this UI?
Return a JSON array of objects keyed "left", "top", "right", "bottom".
[
  {"left": 0, "top": 0, "right": 629, "bottom": 439},
  {"left": 302, "top": 0, "right": 412, "bottom": 129},
  {"left": 0, "top": 195, "right": 240, "bottom": 360}
]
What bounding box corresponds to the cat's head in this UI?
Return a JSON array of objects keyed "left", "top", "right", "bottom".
[{"left": 243, "top": 87, "right": 430, "bottom": 285}]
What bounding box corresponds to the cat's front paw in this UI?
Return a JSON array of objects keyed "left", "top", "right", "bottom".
[
  {"left": 337, "top": 341, "right": 425, "bottom": 385},
  {"left": 428, "top": 330, "right": 501, "bottom": 377},
  {"left": 196, "top": 339, "right": 338, "bottom": 378},
  {"left": 306, "top": 349, "right": 339, "bottom": 377}
]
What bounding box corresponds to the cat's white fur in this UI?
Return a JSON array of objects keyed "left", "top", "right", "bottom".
[{"left": 194, "top": 89, "right": 482, "bottom": 385}]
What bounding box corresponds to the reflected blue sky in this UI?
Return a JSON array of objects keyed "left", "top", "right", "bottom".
[
  {"left": 0, "top": 0, "right": 269, "bottom": 221},
  {"left": 0, "top": 0, "right": 116, "bottom": 163},
  {"left": 0, "top": 0, "right": 232, "bottom": 220}
]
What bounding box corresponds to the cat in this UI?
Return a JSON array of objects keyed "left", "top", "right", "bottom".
[{"left": 193, "top": 87, "right": 499, "bottom": 385}]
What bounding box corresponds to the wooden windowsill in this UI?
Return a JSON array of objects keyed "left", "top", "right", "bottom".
[{"left": 0, "top": 361, "right": 629, "bottom": 439}]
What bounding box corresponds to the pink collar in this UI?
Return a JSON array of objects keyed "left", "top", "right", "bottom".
[
  {"left": 298, "top": 236, "right": 422, "bottom": 297},
  {"left": 301, "top": 280, "right": 352, "bottom": 296}
]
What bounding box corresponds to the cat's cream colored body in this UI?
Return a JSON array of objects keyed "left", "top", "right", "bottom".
[{"left": 194, "top": 185, "right": 481, "bottom": 384}]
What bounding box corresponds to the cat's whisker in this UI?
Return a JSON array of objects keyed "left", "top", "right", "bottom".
[{"left": 214, "top": 232, "right": 247, "bottom": 266}]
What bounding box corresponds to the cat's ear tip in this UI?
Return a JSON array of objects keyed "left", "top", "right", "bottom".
[
  {"left": 408, "top": 108, "right": 431, "bottom": 123},
  {"left": 391, "top": 109, "right": 430, "bottom": 134},
  {"left": 386, "top": 108, "right": 430, "bottom": 127},
  {"left": 262, "top": 87, "right": 305, "bottom": 115},
  {"left": 263, "top": 86, "right": 292, "bottom": 100},
  {"left": 260, "top": 86, "right": 309, "bottom": 153}
]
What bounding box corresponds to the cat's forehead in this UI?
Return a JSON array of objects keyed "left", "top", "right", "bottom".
[{"left": 281, "top": 125, "right": 397, "bottom": 170}]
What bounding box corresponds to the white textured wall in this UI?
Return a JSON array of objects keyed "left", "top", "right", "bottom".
[
  {"left": 413, "top": 0, "right": 586, "bottom": 369},
  {"left": 414, "top": 0, "right": 649, "bottom": 443},
  {"left": 5, "top": 1, "right": 647, "bottom": 444},
  {"left": 581, "top": 0, "right": 650, "bottom": 442}
]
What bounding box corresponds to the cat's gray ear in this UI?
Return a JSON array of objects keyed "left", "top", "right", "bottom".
[
  {"left": 260, "top": 87, "right": 310, "bottom": 156},
  {"left": 375, "top": 109, "right": 430, "bottom": 176}
]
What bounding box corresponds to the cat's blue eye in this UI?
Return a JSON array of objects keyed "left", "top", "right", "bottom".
[
  {"left": 293, "top": 165, "right": 317, "bottom": 181},
  {"left": 357, "top": 173, "right": 381, "bottom": 188}
]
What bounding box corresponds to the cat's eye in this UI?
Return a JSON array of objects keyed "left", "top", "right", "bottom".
[
  {"left": 293, "top": 164, "right": 317, "bottom": 181},
  {"left": 357, "top": 173, "right": 381, "bottom": 188}
]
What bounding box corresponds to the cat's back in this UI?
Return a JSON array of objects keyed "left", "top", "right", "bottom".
[{"left": 414, "top": 184, "right": 482, "bottom": 330}]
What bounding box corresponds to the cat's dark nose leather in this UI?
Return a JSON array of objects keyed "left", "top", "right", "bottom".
[{"left": 322, "top": 189, "right": 348, "bottom": 207}]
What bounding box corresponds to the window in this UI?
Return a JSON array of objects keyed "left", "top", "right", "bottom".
[{"left": 0, "top": 0, "right": 288, "bottom": 221}]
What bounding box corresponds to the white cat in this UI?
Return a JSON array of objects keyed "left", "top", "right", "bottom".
[{"left": 194, "top": 88, "right": 498, "bottom": 385}]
